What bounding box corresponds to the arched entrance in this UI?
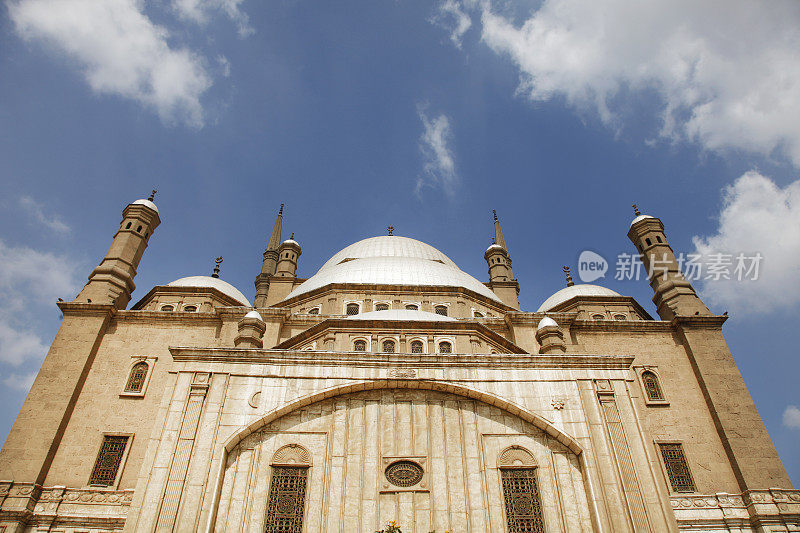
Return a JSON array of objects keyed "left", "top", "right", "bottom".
[{"left": 208, "top": 381, "right": 596, "bottom": 533}]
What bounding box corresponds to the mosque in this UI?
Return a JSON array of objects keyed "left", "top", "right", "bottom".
[{"left": 0, "top": 194, "right": 797, "bottom": 532}]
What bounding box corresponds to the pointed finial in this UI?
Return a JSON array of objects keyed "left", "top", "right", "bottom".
[
  {"left": 492, "top": 236, "right": 496, "bottom": 244},
  {"left": 387, "top": 226, "right": 394, "bottom": 236},
  {"left": 563, "top": 265, "right": 574, "bottom": 287},
  {"left": 290, "top": 232, "right": 294, "bottom": 239},
  {"left": 212, "top": 256, "right": 223, "bottom": 278},
  {"left": 632, "top": 204, "right": 641, "bottom": 216},
  {"left": 493, "top": 209, "right": 498, "bottom": 221},
  {"left": 279, "top": 203, "right": 284, "bottom": 215},
  {"left": 148, "top": 189, "right": 157, "bottom": 201}
]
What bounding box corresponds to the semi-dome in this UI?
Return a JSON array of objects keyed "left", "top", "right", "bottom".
[
  {"left": 167, "top": 276, "right": 251, "bottom": 306},
  {"left": 243, "top": 310, "right": 264, "bottom": 322},
  {"left": 537, "top": 284, "right": 621, "bottom": 312},
  {"left": 350, "top": 309, "right": 456, "bottom": 321},
  {"left": 284, "top": 236, "right": 502, "bottom": 303},
  {"left": 132, "top": 198, "right": 158, "bottom": 213}
]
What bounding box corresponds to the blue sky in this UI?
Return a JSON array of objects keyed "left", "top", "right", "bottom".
[{"left": 1, "top": 0, "right": 798, "bottom": 484}]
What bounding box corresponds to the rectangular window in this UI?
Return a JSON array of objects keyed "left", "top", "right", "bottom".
[
  {"left": 89, "top": 435, "right": 129, "bottom": 486},
  {"left": 501, "top": 468, "right": 545, "bottom": 533},
  {"left": 265, "top": 466, "right": 308, "bottom": 533},
  {"left": 659, "top": 443, "right": 696, "bottom": 492}
]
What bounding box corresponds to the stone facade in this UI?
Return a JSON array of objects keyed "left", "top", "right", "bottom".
[{"left": 0, "top": 199, "right": 797, "bottom": 532}]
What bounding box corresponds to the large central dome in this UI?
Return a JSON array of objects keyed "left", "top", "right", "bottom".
[{"left": 284, "top": 236, "right": 502, "bottom": 303}]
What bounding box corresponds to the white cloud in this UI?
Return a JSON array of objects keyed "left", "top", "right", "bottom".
[
  {"left": 10, "top": 0, "right": 212, "bottom": 126},
  {"left": 784, "top": 405, "right": 800, "bottom": 429},
  {"left": 0, "top": 324, "right": 47, "bottom": 367},
  {"left": 0, "top": 239, "right": 82, "bottom": 369},
  {"left": 173, "top": 0, "right": 253, "bottom": 37},
  {"left": 1, "top": 371, "right": 37, "bottom": 392},
  {"left": 19, "top": 196, "right": 70, "bottom": 234},
  {"left": 417, "top": 106, "right": 459, "bottom": 197},
  {"left": 466, "top": 0, "right": 800, "bottom": 166},
  {"left": 433, "top": 0, "right": 473, "bottom": 48},
  {"left": 693, "top": 171, "right": 800, "bottom": 314}
]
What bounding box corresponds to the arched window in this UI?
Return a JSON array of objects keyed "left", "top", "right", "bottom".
[
  {"left": 498, "top": 446, "right": 544, "bottom": 533},
  {"left": 405, "top": 304, "right": 419, "bottom": 311},
  {"left": 642, "top": 371, "right": 664, "bottom": 401},
  {"left": 382, "top": 340, "right": 395, "bottom": 353},
  {"left": 160, "top": 304, "right": 174, "bottom": 312},
  {"left": 125, "top": 222, "right": 132, "bottom": 229},
  {"left": 434, "top": 305, "right": 448, "bottom": 316},
  {"left": 136, "top": 225, "right": 142, "bottom": 233},
  {"left": 124, "top": 362, "right": 148, "bottom": 393},
  {"left": 346, "top": 303, "right": 360, "bottom": 315},
  {"left": 265, "top": 445, "right": 310, "bottom": 533},
  {"left": 613, "top": 314, "right": 626, "bottom": 320},
  {"left": 183, "top": 305, "right": 197, "bottom": 312},
  {"left": 410, "top": 340, "right": 424, "bottom": 353},
  {"left": 438, "top": 341, "right": 452, "bottom": 353},
  {"left": 656, "top": 235, "right": 663, "bottom": 243},
  {"left": 375, "top": 303, "right": 389, "bottom": 311},
  {"left": 473, "top": 311, "right": 484, "bottom": 318},
  {"left": 353, "top": 340, "right": 367, "bottom": 352},
  {"left": 307, "top": 307, "right": 320, "bottom": 315},
  {"left": 592, "top": 313, "right": 605, "bottom": 320}
]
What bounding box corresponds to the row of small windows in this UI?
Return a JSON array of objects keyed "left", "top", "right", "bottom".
[
  {"left": 307, "top": 303, "right": 489, "bottom": 317},
  {"left": 591, "top": 313, "right": 627, "bottom": 320},
  {"left": 352, "top": 339, "right": 452, "bottom": 353},
  {"left": 160, "top": 304, "right": 198, "bottom": 312},
  {"left": 123, "top": 221, "right": 149, "bottom": 239}
]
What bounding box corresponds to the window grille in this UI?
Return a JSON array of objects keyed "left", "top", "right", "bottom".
[
  {"left": 501, "top": 468, "right": 545, "bottom": 533},
  {"left": 439, "top": 341, "right": 452, "bottom": 353},
  {"left": 592, "top": 314, "right": 605, "bottom": 320},
  {"left": 183, "top": 305, "right": 197, "bottom": 312},
  {"left": 89, "top": 435, "right": 128, "bottom": 486},
  {"left": 346, "top": 303, "right": 359, "bottom": 315},
  {"left": 434, "top": 305, "right": 448, "bottom": 316},
  {"left": 375, "top": 303, "right": 389, "bottom": 311},
  {"left": 405, "top": 304, "right": 418, "bottom": 310},
  {"left": 474, "top": 311, "right": 484, "bottom": 317},
  {"left": 642, "top": 371, "right": 664, "bottom": 401},
  {"left": 659, "top": 443, "right": 695, "bottom": 492},
  {"left": 307, "top": 307, "right": 319, "bottom": 315},
  {"left": 354, "top": 340, "right": 367, "bottom": 352},
  {"left": 160, "top": 304, "right": 174, "bottom": 312},
  {"left": 124, "top": 362, "right": 148, "bottom": 393},
  {"left": 264, "top": 466, "right": 308, "bottom": 533},
  {"left": 410, "top": 340, "right": 424, "bottom": 353},
  {"left": 613, "top": 314, "right": 626, "bottom": 320},
  {"left": 382, "top": 340, "right": 395, "bottom": 353}
]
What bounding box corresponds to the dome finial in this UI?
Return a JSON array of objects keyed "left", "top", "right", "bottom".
[
  {"left": 148, "top": 189, "right": 157, "bottom": 201},
  {"left": 279, "top": 203, "right": 284, "bottom": 215},
  {"left": 387, "top": 226, "right": 394, "bottom": 236},
  {"left": 563, "top": 265, "right": 574, "bottom": 287},
  {"left": 633, "top": 203, "right": 641, "bottom": 216},
  {"left": 493, "top": 209, "right": 498, "bottom": 221},
  {"left": 290, "top": 232, "right": 294, "bottom": 239},
  {"left": 212, "top": 256, "right": 223, "bottom": 278}
]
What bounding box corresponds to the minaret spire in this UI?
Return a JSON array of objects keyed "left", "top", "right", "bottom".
[
  {"left": 493, "top": 210, "right": 507, "bottom": 251},
  {"left": 254, "top": 204, "right": 285, "bottom": 307}
]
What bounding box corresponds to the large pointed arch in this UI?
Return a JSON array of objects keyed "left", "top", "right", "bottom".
[{"left": 204, "top": 379, "right": 602, "bottom": 532}]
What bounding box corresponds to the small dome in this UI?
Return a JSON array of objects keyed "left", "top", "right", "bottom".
[
  {"left": 630, "top": 214, "right": 655, "bottom": 227},
  {"left": 281, "top": 239, "right": 299, "bottom": 246},
  {"left": 167, "top": 276, "right": 251, "bottom": 306},
  {"left": 349, "top": 309, "right": 456, "bottom": 322},
  {"left": 243, "top": 310, "right": 264, "bottom": 322},
  {"left": 537, "top": 284, "right": 622, "bottom": 312},
  {"left": 537, "top": 316, "right": 558, "bottom": 329},
  {"left": 132, "top": 198, "right": 158, "bottom": 213},
  {"left": 485, "top": 244, "right": 504, "bottom": 253}
]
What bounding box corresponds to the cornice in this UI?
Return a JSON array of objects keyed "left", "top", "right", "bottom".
[
  {"left": 57, "top": 301, "right": 116, "bottom": 318},
  {"left": 671, "top": 315, "right": 728, "bottom": 330},
  {"left": 169, "top": 347, "right": 634, "bottom": 369}
]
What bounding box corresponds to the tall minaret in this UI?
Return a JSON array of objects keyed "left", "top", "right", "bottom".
[
  {"left": 627, "top": 205, "right": 710, "bottom": 320},
  {"left": 75, "top": 192, "right": 160, "bottom": 309},
  {"left": 254, "top": 204, "right": 283, "bottom": 307},
  {"left": 484, "top": 210, "right": 520, "bottom": 309}
]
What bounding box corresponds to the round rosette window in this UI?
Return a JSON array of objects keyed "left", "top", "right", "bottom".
[{"left": 385, "top": 460, "right": 424, "bottom": 487}]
